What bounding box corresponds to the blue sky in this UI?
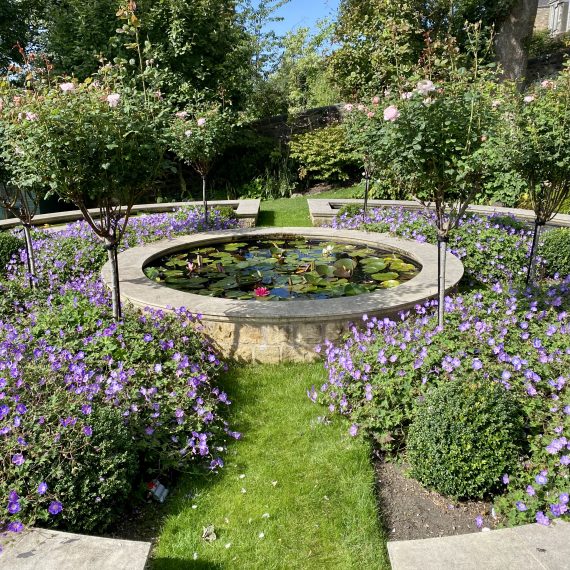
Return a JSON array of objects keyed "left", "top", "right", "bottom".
[{"left": 269, "top": 0, "right": 340, "bottom": 35}]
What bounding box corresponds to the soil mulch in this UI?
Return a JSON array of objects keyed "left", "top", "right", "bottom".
[{"left": 375, "top": 458, "right": 496, "bottom": 542}]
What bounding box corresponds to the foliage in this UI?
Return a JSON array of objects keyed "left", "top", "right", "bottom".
[
  {"left": 268, "top": 24, "right": 339, "bottom": 114},
  {"left": 408, "top": 379, "right": 524, "bottom": 499},
  {"left": 330, "top": 0, "right": 515, "bottom": 99},
  {"left": 527, "top": 30, "right": 570, "bottom": 61},
  {"left": 540, "top": 228, "right": 570, "bottom": 279},
  {"left": 0, "top": 231, "right": 24, "bottom": 274},
  {"left": 168, "top": 105, "right": 234, "bottom": 178},
  {"left": 289, "top": 124, "right": 357, "bottom": 184},
  {"left": 1, "top": 207, "right": 238, "bottom": 537},
  {"left": 313, "top": 277, "right": 570, "bottom": 525},
  {"left": 510, "top": 65, "right": 570, "bottom": 224},
  {"left": 334, "top": 207, "right": 532, "bottom": 286}
]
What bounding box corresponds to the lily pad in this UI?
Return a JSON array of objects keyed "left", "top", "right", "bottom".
[
  {"left": 371, "top": 272, "right": 399, "bottom": 282},
  {"left": 380, "top": 279, "right": 401, "bottom": 288}
]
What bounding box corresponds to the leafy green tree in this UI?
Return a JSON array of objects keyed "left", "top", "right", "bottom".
[
  {"left": 330, "top": 0, "right": 518, "bottom": 99},
  {"left": 508, "top": 67, "right": 570, "bottom": 284},
  {"left": 369, "top": 29, "right": 502, "bottom": 326},
  {"left": 168, "top": 105, "right": 234, "bottom": 227},
  {"left": 4, "top": 78, "right": 169, "bottom": 319}
]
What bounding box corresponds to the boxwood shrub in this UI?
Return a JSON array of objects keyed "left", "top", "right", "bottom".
[
  {"left": 540, "top": 228, "right": 570, "bottom": 278},
  {"left": 407, "top": 379, "right": 524, "bottom": 499}
]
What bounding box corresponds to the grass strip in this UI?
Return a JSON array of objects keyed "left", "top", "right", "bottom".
[{"left": 152, "top": 363, "right": 388, "bottom": 569}]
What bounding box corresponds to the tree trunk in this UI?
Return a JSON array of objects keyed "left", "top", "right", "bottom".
[
  {"left": 22, "top": 224, "right": 36, "bottom": 289},
  {"left": 526, "top": 220, "right": 543, "bottom": 286},
  {"left": 202, "top": 175, "right": 208, "bottom": 229},
  {"left": 494, "top": 0, "right": 539, "bottom": 86},
  {"left": 178, "top": 164, "right": 187, "bottom": 197},
  {"left": 437, "top": 237, "right": 447, "bottom": 329},
  {"left": 364, "top": 173, "right": 370, "bottom": 215},
  {"left": 105, "top": 239, "right": 122, "bottom": 320}
]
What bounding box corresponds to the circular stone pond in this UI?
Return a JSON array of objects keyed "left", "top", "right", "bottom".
[{"left": 103, "top": 227, "right": 464, "bottom": 363}]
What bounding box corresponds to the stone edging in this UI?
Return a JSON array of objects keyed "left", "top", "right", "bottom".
[
  {"left": 0, "top": 199, "right": 261, "bottom": 230},
  {"left": 104, "top": 227, "right": 464, "bottom": 325},
  {"left": 308, "top": 198, "right": 570, "bottom": 228}
]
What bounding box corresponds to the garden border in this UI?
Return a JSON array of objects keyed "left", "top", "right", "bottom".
[
  {"left": 308, "top": 198, "right": 570, "bottom": 228},
  {"left": 104, "top": 227, "right": 464, "bottom": 363},
  {"left": 0, "top": 199, "right": 260, "bottom": 230}
]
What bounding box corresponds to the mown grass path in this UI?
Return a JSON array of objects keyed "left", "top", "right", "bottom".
[
  {"left": 153, "top": 190, "right": 386, "bottom": 568},
  {"left": 152, "top": 364, "right": 388, "bottom": 569}
]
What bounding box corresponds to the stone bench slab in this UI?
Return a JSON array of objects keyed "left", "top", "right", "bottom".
[{"left": 0, "top": 528, "right": 151, "bottom": 570}]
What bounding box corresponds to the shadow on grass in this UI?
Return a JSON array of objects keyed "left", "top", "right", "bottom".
[
  {"left": 151, "top": 558, "right": 223, "bottom": 570},
  {"left": 257, "top": 209, "right": 275, "bottom": 227}
]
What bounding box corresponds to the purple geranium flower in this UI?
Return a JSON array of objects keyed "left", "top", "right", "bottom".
[
  {"left": 38, "top": 482, "right": 48, "bottom": 495},
  {"left": 48, "top": 501, "right": 63, "bottom": 515},
  {"left": 11, "top": 453, "right": 25, "bottom": 466}
]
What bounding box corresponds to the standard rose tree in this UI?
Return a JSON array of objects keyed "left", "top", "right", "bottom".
[
  {"left": 168, "top": 105, "right": 233, "bottom": 228},
  {"left": 6, "top": 80, "right": 168, "bottom": 319}
]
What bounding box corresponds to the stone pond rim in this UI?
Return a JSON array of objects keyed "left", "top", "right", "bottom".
[{"left": 102, "top": 227, "right": 464, "bottom": 363}]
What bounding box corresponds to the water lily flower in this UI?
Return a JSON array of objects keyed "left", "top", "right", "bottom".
[
  {"left": 383, "top": 105, "right": 400, "bottom": 122},
  {"left": 106, "top": 93, "right": 120, "bottom": 108},
  {"left": 254, "top": 287, "right": 270, "bottom": 298}
]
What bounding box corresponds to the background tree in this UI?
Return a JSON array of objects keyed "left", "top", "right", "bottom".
[
  {"left": 494, "top": 0, "right": 539, "bottom": 85},
  {"left": 169, "top": 105, "right": 234, "bottom": 228}
]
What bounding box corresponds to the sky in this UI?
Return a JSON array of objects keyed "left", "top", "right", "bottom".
[{"left": 268, "top": 0, "right": 340, "bottom": 36}]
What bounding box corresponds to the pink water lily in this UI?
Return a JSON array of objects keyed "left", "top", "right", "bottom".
[{"left": 253, "top": 287, "right": 270, "bottom": 297}]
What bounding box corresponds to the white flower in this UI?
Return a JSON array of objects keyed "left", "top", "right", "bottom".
[
  {"left": 416, "top": 79, "right": 436, "bottom": 95},
  {"left": 422, "top": 97, "right": 434, "bottom": 107},
  {"left": 523, "top": 95, "right": 535, "bottom": 104},
  {"left": 197, "top": 117, "right": 206, "bottom": 127},
  {"left": 262, "top": 513, "right": 270, "bottom": 519},
  {"left": 175, "top": 111, "right": 188, "bottom": 119},
  {"left": 184, "top": 130, "right": 193, "bottom": 137},
  {"left": 401, "top": 91, "right": 413, "bottom": 100},
  {"left": 59, "top": 82, "right": 75, "bottom": 92},
  {"left": 107, "top": 93, "right": 120, "bottom": 107},
  {"left": 491, "top": 99, "right": 501, "bottom": 109},
  {"left": 343, "top": 103, "right": 354, "bottom": 112},
  {"left": 258, "top": 532, "right": 265, "bottom": 539}
]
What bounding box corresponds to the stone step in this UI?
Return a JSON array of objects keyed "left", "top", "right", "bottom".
[
  {"left": 388, "top": 520, "right": 570, "bottom": 570},
  {"left": 0, "top": 528, "right": 151, "bottom": 570}
]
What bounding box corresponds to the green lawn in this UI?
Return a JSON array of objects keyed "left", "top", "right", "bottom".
[
  {"left": 152, "top": 363, "right": 388, "bottom": 570},
  {"left": 257, "top": 187, "right": 358, "bottom": 227}
]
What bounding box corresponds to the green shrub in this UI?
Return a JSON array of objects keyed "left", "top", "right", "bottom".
[
  {"left": 289, "top": 124, "right": 357, "bottom": 184},
  {"left": 0, "top": 231, "right": 24, "bottom": 274},
  {"left": 337, "top": 204, "right": 364, "bottom": 218},
  {"left": 540, "top": 227, "right": 570, "bottom": 277},
  {"left": 407, "top": 379, "right": 524, "bottom": 499}
]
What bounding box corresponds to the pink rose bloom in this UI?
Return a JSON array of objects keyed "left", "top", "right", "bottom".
[
  {"left": 197, "top": 117, "right": 206, "bottom": 127},
  {"left": 401, "top": 91, "right": 413, "bottom": 100},
  {"left": 541, "top": 80, "right": 554, "bottom": 89},
  {"left": 25, "top": 112, "right": 38, "bottom": 121},
  {"left": 107, "top": 93, "right": 120, "bottom": 107},
  {"left": 523, "top": 95, "right": 535, "bottom": 104},
  {"left": 416, "top": 79, "right": 435, "bottom": 95},
  {"left": 59, "top": 82, "right": 75, "bottom": 92},
  {"left": 175, "top": 111, "right": 188, "bottom": 119},
  {"left": 184, "top": 129, "right": 192, "bottom": 137},
  {"left": 344, "top": 103, "right": 354, "bottom": 112},
  {"left": 367, "top": 111, "right": 375, "bottom": 119},
  {"left": 383, "top": 105, "right": 400, "bottom": 122},
  {"left": 372, "top": 96, "right": 380, "bottom": 105}
]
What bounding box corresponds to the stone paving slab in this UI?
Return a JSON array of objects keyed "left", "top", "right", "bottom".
[
  {"left": 308, "top": 198, "right": 570, "bottom": 229},
  {"left": 388, "top": 520, "right": 570, "bottom": 570},
  {"left": 0, "top": 199, "right": 260, "bottom": 229},
  {"left": 0, "top": 527, "right": 151, "bottom": 570}
]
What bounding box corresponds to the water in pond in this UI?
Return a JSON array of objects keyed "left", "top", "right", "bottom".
[{"left": 144, "top": 238, "right": 421, "bottom": 300}]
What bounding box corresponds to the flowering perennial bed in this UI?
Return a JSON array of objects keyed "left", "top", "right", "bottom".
[
  {"left": 0, "top": 207, "right": 238, "bottom": 546},
  {"left": 310, "top": 207, "right": 570, "bottom": 528}
]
